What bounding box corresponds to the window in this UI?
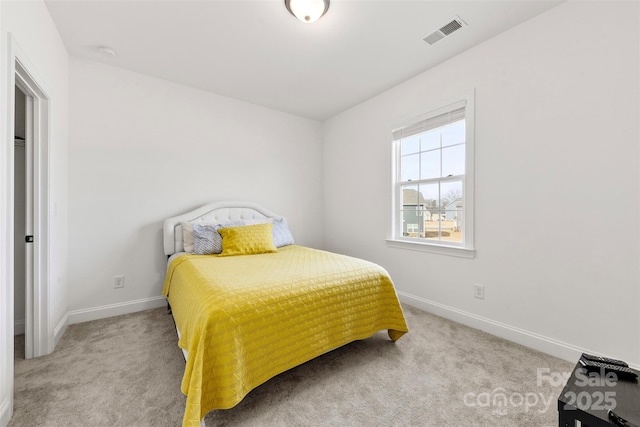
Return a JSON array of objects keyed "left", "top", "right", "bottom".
[{"left": 389, "top": 92, "right": 475, "bottom": 257}]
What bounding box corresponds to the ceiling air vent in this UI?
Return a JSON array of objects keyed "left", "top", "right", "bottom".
[{"left": 423, "top": 16, "right": 467, "bottom": 45}]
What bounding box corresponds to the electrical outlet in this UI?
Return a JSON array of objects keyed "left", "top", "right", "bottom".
[
  {"left": 474, "top": 283, "right": 485, "bottom": 300},
  {"left": 113, "top": 275, "right": 125, "bottom": 289}
]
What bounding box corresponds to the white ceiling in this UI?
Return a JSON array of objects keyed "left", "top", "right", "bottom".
[{"left": 45, "top": 0, "right": 564, "bottom": 121}]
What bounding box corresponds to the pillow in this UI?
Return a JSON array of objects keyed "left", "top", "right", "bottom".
[
  {"left": 272, "top": 219, "right": 295, "bottom": 248},
  {"left": 183, "top": 221, "right": 219, "bottom": 253},
  {"left": 218, "top": 223, "right": 278, "bottom": 257},
  {"left": 182, "top": 222, "right": 195, "bottom": 253},
  {"left": 192, "top": 221, "right": 244, "bottom": 255}
]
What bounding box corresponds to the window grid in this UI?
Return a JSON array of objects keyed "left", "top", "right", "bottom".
[{"left": 393, "top": 100, "right": 471, "bottom": 248}]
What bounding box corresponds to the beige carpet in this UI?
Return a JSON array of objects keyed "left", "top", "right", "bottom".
[{"left": 9, "top": 305, "right": 572, "bottom": 426}]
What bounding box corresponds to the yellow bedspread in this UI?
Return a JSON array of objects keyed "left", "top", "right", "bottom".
[{"left": 162, "top": 245, "right": 408, "bottom": 427}]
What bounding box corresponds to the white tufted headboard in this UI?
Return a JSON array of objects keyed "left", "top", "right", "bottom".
[{"left": 163, "top": 201, "right": 284, "bottom": 256}]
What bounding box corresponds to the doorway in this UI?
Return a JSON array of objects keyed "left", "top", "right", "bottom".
[{"left": 0, "top": 34, "right": 54, "bottom": 426}]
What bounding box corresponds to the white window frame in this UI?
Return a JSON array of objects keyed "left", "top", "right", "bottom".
[{"left": 387, "top": 90, "right": 475, "bottom": 258}]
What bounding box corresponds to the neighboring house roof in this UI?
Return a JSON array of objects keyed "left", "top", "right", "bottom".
[
  {"left": 402, "top": 189, "right": 425, "bottom": 206},
  {"left": 445, "top": 198, "right": 463, "bottom": 210}
]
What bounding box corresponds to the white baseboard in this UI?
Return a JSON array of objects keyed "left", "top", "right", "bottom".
[
  {"left": 66, "top": 296, "right": 167, "bottom": 326},
  {"left": 397, "top": 291, "right": 640, "bottom": 370},
  {"left": 13, "top": 319, "right": 24, "bottom": 336},
  {"left": 53, "top": 313, "right": 69, "bottom": 348},
  {"left": 0, "top": 397, "right": 12, "bottom": 427}
]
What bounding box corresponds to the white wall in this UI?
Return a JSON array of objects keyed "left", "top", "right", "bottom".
[
  {"left": 0, "top": 1, "right": 69, "bottom": 425},
  {"left": 67, "top": 59, "right": 324, "bottom": 315},
  {"left": 323, "top": 1, "right": 640, "bottom": 366}
]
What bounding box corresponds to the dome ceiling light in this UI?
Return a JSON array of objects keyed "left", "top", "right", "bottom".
[{"left": 284, "top": 0, "right": 330, "bottom": 24}]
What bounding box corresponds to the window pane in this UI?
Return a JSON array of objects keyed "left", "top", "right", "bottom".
[
  {"left": 420, "top": 150, "right": 440, "bottom": 180},
  {"left": 401, "top": 184, "right": 419, "bottom": 205},
  {"left": 419, "top": 183, "right": 438, "bottom": 210},
  {"left": 442, "top": 145, "right": 465, "bottom": 177},
  {"left": 401, "top": 153, "right": 419, "bottom": 181},
  {"left": 401, "top": 184, "right": 424, "bottom": 237},
  {"left": 419, "top": 183, "right": 438, "bottom": 240},
  {"left": 420, "top": 130, "right": 440, "bottom": 151},
  {"left": 400, "top": 209, "right": 421, "bottom": 237},
  {"left": 442, "top": 120, "right": 465, "bottom": 148},
  {"left": 401, "top": 134, "right": 421, "bottom": 155},
  {"left": 440, "top": 212, "right": 462, "bottom": 243},
  {"left": 440, "top": 180, "right": 463, "bottom": 215},
  {"left": 423, "top": 209, "right": 440, "bottom": 240}
]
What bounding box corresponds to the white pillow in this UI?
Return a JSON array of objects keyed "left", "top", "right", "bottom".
[
  {"left": 272, "top": 219, "right": 295, "bottom": 247},
  {"left": 182, "top": 222, "right": 195, "bottom": 253}
]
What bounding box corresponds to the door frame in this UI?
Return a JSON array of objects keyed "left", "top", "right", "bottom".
[{"left": 4, "top": 34, "right": 51, "bottom": 358}]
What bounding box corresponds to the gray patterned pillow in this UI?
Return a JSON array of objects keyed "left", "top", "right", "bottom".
[
  {"left": 272, "top": 219, "right": 294, "bottom": 248},
  {"left": 192, "top": 221, "right": 244, "bottom": 254}
]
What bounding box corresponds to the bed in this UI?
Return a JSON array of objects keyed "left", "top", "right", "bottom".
[{"left": 162, "top": 201, "right": 409, "bottom": 427}]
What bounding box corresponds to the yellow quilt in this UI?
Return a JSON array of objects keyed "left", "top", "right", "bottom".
[{"left": 162, "top": 245, "right": 408, "bottom": 427}]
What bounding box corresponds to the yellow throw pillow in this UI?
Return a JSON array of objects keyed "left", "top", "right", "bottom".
[{"left": 218, "top": 223, "right": 278, "bottom": 257}]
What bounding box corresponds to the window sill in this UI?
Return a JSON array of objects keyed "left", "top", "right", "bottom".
[{"left": 385, "top": 239, "right": 476, "bottom": 259}]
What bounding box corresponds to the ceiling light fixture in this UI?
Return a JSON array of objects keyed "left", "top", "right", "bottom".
[{"left": 285, "top": 0, "right": 330, "bottom": 24}]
